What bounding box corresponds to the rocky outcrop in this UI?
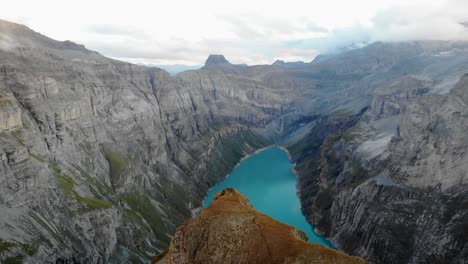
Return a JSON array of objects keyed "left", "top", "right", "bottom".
[
  {"left": 367, "top": 76, "right": 431, "bottom": 120},
  {"left": 0, "top": 96, "right": 22, "bottom": 131},
  {"left": 204, "top": 55, "right": 230, "bottom": 66},
  {"left": 201, "top": 54, "right": 248, "bottom": 72},
  {"left": 389, "top": 74, "right": 468, "bottom": 190},
  {"left": 163, "top": 188, "right": 366, "bottom": 264}
]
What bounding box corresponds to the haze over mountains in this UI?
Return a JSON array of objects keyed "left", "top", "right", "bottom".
[
  {"left": 4, "top": 0, "right": 468, "bottom": 66},
  {"left": 1, "top": 16, "right": 468, "bottom": 264},
  {"left": 141, "top": 64, "right": 201, "bottom": 76}
]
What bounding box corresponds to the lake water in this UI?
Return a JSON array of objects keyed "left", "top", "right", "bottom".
[{"left": 203, "top": 146, "right": 335, "bottom": 248}]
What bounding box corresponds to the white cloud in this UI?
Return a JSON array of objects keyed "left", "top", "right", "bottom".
[
  {"left": 1, "top": 0, "right": 467, "bottom": 65},
  {"left": 371, "top": 2, "right": 468, "bottom": 41}
]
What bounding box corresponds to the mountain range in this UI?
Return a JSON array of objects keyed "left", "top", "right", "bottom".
[{"left": 1, "top": 18, "right": 468, "bottom": 263}]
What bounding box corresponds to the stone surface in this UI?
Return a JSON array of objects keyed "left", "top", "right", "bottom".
[
  {"left": 204, "top": 55, "right": 230, "bottom": 66},
  {"left": 289, "top": 74, "right": 468, "bottom": 263},
  {"left": 165, "top": 188, "right": 366, "bottom": 264}
]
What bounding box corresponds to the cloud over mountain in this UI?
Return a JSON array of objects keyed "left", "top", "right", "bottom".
[{"left": 1, "top": 0, "right": 467, "bottom": 64}]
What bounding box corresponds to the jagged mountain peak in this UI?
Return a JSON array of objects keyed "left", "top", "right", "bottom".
[{"left": 273, "top": 59, "right": 286, "bottom": 65}]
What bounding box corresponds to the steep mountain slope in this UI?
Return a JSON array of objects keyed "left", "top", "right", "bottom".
[
  {"left": 0, "top": 19, "right": 290, "bottom": 263},
  {"left": 162, "top": 188, "right": 366, "bottom": 264},
  {"left": 390, "top": 74, "right": 468, "bottom": 189},
  {"left": 288, "top": 75, "right": 468, "bottom": 263},
  {"left": 1, "top": 18, "right": 468, "bottom": 263}
]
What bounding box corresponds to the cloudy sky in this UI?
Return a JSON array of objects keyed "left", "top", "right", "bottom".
[{"left": 2, "top": 0, "right": 468, "bottom": 65}]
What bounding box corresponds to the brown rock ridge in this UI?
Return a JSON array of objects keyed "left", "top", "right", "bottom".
[{"left": 162, "top": 188, "right": 366, "bottom": 264}]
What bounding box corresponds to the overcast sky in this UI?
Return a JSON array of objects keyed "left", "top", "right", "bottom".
[{"left": 2, "top": 0, "right": 468, "bottom": 65}]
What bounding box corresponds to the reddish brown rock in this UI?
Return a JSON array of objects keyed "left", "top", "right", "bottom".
[{"left": 164, "top": 188, "right": 366, "bottom": 264}]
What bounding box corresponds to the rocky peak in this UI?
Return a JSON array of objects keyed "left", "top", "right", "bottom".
[
  {"left": 0, "top": 18, "right": 92, "bottom": 53},
  {"left": 159, "top": 188, "right": 366, "bottom": 264},
  {"left": 273, "top": 59, "right": 286, "bottom": 65},
  {"left": 273, "top": 59, "right": 306, "bottom": 67},
  {"left": 204, "top": 54, "right": 230, "bottom": 66}
]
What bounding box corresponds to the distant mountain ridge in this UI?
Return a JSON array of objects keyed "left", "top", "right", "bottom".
[
  {"left": 272, "top": 59, "right": 308, "bottom": 67},
  {"left": 142, "top": 64, "right": 201, "bottom": 75}
]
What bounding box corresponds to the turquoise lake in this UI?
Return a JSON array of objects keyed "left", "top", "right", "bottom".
[{"left": 203, "top": 146, "right": 335, "bottom": 248}]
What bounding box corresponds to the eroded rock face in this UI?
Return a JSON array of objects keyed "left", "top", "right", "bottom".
[
  {"left": 165, "top": 188, "right": 366, "bottom": 264},
  {"left": 0, "top": 19, "right": 290, "bottom": 263},
  {"left": 289, "top": 74, "right": 468, "bottom": 263},
  {"left": 368, "top": 76, "right": 431, "bottom": 120},
  {"left": 2, "top": 18, "right": 468, "bottom": 264},
  {"left": 0, "top": 96, "right": 22, "bottom": 131},
  {"left": 389, "top": 74, "right": 468, "bottom": 190}
]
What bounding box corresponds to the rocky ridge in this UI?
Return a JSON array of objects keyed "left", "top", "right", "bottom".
[{"left": 162, "top": 188, "right": 366, "bottom": 264}]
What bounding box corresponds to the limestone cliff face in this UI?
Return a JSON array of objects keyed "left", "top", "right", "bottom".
[
  {"left": 0, "top": 96, "right": 22, "bottom": 130},
  {"left": 2, "top": 18, "right": 468, "bottom": 264},
  {"left": 163, "top": 188, "right": 366, "bottom": 264},
  {"left": 367, "top": 76, "right": 431, "bottom": 120},
  {"left": 289, "top": 74, "right": 468, "bottom": 263},
  {"left": 389, "top": 74, "right": 468, "bottom": 190},
  {"left": 0, "top": 19, "right": 288, "bottom": 263}
]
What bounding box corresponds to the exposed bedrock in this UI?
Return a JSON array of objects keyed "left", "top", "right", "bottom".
[
  {"left": 2, "top": 18, "right": 468, "bottom": 263},
  {"left": 289, "top": 75, "right": 468, "bottom": 263}
]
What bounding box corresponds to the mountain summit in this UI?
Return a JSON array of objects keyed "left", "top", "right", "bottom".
[
  {"left": 158, "top": 188, "right": 365, "bottom": 264},
  {"left": 204, "top": 54, "right": 230, "bottom": 66}
]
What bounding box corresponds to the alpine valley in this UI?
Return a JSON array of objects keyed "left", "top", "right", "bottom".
[{"left": 0, "top": 19, "right": 468, "bottom": 263}]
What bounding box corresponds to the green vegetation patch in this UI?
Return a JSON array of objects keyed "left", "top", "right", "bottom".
[
  {"left": 52, "top": 162, "right": 112, "bottom": 211},
  {"left": 76, "top": 196, "right": 113, "bottom": 210},
  {"left": 158, "top": 176, "right": 188, "bottom": 217},
  {"left": 11, "top": 129, "right": 25, "bottom": 146},
  {"left": 207, "top": 130, "right": 271, "bottom": 180},
  {"left": 50, "top": 162, "right": 62, "bottom": 175},
  {"left": 78, "top": 167, "right": 113, "bottom": 195},
  {"left": 0, "top": 239, "right": 39, "bottom": 264},
  {"left": 103, "top": 148, "right": 127, "bottom": 184},
  {"left": 330, "top": 109, "right": 355, "bottom": 118},
  {"left": 28, "top": 151, "right": 45, "bottom": 163},
  {"left": 0, "top": 240, "right": 18, "bottom": 253},
  {"left": 342, "top": 125, "right": 365, "bottom": 141},
  {"left": 120, "top": 192, "right": 171, "bottom": 243},
  {"left": 3, "top": 256, "right": 23, "bottom": 264}
]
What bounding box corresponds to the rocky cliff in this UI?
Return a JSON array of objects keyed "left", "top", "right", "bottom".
[
  {"left": 161, "top": 188, "right": 366, "bottom": 264},
  {"left": 288, "top": 75, "right": 468, "bottom": 263},
  {"left": 2, "top": 18, "right": 468, "bottom": 264},
  {"left": 0, "top": 19, "right": 289, "bottom": 263}
]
